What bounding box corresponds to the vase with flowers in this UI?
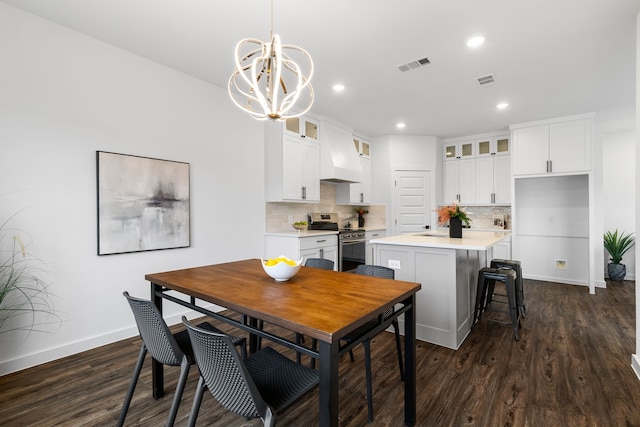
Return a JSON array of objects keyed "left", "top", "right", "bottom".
[
  {"left": 354, "top": 208, "right": 368, "bottom": 228},
  {"left": 437, "top": 202, "right": 471, "bottom": 238}
]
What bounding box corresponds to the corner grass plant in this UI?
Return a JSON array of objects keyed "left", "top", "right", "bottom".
[
  {"left": 0, "top": 212, "right": 59, "bottom": 335},
  {"left": 603, "top": 229, "right": 635, "bottom": 264}
]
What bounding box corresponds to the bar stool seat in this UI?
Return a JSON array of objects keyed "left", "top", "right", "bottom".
[
  {"left": 490, "top": 259, "right": 525, "bottom": 318},
  {"left": 473, "top": 267, "right": 521, "bottom": 341}
]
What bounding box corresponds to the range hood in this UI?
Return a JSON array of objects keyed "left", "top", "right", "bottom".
[{"left": 320, "top": 120, "right": 363, "bottom": 183}]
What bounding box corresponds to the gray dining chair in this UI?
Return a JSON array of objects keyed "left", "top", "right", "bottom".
[
  {"left": 304, "top": 257, "right": 335, "bottom": 270},
  {"left": 340, "top": 264, "right": 404, "bottom": 423},
  {"left": 118, "top": 292, "right": 246, "bottom": 427},
  {"left": 182, "top": 317, "right": 319, "bottom": 427}
]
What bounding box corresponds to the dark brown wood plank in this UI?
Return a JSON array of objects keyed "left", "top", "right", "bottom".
[{"left": 0, "top": 279, "right": 639, "bottom": 426}]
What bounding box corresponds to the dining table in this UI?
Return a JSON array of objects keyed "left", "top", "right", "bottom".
[{"left": 145, "top": 258, "right": 421, "bottom": 426}]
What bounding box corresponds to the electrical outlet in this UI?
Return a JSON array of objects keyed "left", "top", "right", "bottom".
[
  {"left": 555, "top": 259, "right": 567, "bottom": 269},
  {"left": 388, "top": 260, "right": 401, "bottom": 269}
]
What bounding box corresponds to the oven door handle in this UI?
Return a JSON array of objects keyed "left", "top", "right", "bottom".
[{"left": 341, "top": 240, "right": 366, "bottom": 246}]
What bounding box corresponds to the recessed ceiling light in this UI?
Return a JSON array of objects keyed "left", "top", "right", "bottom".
[
  {"left": 497, "top": 102, "right": 509, "bottom": 109},
  {"left": 467, "top": 36, "right": 485, "bottom": 48},
  {"left": 332, "top": 84, "right": 345, "bottom": 92},
  {"left": 396, "top": 122, "right": 406, "bottom": 129}
]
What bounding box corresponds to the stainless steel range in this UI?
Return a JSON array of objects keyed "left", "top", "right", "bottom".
[{"left": 309, "top": 213, "right": 365, "bottom": 272}]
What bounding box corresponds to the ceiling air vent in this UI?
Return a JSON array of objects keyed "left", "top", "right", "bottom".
[
  {"left": 398, "top": 57, "right": 431, "bottom": 72},
  {"left": 476, "top": 74, "right": 496, "bottom": 86}
]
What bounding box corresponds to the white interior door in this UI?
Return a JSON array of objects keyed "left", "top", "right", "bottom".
[{"left": 393, "top": 170, "right": 431, "bottom": 235}]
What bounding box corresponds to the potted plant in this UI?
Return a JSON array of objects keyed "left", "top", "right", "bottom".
[
  {"left": 0, "top": 212, "right": 59, "bottom": 335},
  {"left": 437, "top": 202, "right": 471, "bottom": 238},
  {"left": 603, "top": 229, "right": 635, "bottom": 281},
  {"left": 354, "top": 208, "right": 368, "bottom": 228}
]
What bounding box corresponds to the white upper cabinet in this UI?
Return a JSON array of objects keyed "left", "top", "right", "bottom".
[
  {"left": 336, "top": 134, "right": 372, "bottom": 205},
  {"left": 353, "top": 136, "right": 371, "bottom": 159},
  {"left": 284, "top": 115, "right": 319, "bottom": 141},
  {"left": 265, "top": 117, "right": 320, "bottom": 203},
  {"left": 443, "top": 139, "right": 474, "bottom": 161},
  {"left": 442, "top": 133, "right": 510, "bottom": 205},
  {"left": 475, "top": 135, "right": 510, "bottom": 157},
  {"left": 511, "top": 115, "right": 593, "bottom": 176},
  {"left": 443, "top": 158, "right": 476, "bottom": 204}
]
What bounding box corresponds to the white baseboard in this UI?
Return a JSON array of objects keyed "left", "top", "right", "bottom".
[{"left": 0, "top": 305, "right": 218, "bottom": 376}]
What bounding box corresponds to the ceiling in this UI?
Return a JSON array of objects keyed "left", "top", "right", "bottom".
[{"left": 2, "top": 0, "right": 639, "bottom": 138}]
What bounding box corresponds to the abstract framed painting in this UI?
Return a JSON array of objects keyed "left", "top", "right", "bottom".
[{"left": 96, "top": 151, "right": 190, "bottom": 255}]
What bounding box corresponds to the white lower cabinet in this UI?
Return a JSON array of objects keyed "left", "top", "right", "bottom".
[
  {"left": 265, "top": 234, "right": 338, "bottom": 270},
  {"left": 491, "top": 235, "right": 512, "bottom": 260},
  {"left": 365, "top": 230, "right": 386, "bottom": 264}
]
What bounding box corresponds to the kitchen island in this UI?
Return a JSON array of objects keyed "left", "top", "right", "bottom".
[{"left": 371, "top": 230, "right": 510, "bottom": 349}]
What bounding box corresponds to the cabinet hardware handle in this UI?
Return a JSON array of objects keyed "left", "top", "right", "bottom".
[
  {"left": 319, "top": 248, "right": 324, "bottom": 258},
  {"left": 317, "top": 239, "right": 326, "bottom": 243},
  {"left": 549, "top": 160, "right": 552, "bottom": 173},
  {"left": 360, "top": 192, "right": 364, "bottom": 203},
  {"left": 302, "top": 186, "right": 306, "bottom": 199}
]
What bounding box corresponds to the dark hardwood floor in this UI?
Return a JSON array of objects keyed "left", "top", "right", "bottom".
[{"left": 1, "top": 279, "right": 639, "bottom": 426}]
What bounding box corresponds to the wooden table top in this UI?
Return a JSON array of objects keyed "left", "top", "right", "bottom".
[{"left": 146, "top": 259, "right": 421, "bottom": 343}]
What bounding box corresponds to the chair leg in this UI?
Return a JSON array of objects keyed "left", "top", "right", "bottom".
[
  {"left": 392, "top": 320, "right": 404, "bottom": 381},
  {"left": 117, "top": 345, "right": 147, "bottom": 427},
  {"left": 166, "top": 357, "right": 190, "bottom": 427},
  {"left": 505, "top": 276, "right": 520, "bottom": 341},
  {"left": 363, "top": 340, "right": 374, "bottom": 423},
  {"left": 186, "top": 376, "right": 207, "bottom": 427},
  {"left": 473, "top": 275, "right": 487, "bottom": 327}
]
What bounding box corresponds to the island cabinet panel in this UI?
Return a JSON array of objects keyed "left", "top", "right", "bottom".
[{"left": 374, "top": 245, "right": 480, "bottom": 350}]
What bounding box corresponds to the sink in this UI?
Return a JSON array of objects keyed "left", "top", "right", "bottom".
[{"left": 416, "top": 232, "right": 448, "bottom": 238}]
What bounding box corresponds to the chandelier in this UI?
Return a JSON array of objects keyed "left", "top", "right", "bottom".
[{"left": 228, "top": 1, "right": 314, "bottom": 121}]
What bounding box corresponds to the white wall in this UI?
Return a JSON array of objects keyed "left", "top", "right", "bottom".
[
  {"left": 0, "top": 4, "right": 265, "bottom": 375},
  {"left": 632, "top": 10, "right": 640, "bottom": 382},
  {"left": 602, "top": 129, "right": 636, "bottom": 279}
]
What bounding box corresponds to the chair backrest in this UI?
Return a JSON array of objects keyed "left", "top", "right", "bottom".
[
  {"left": 123, "top": 291, "right": 184, "bottom": 366},
  {"left": 355, "top": 265, "right": 396, "bottom": 318},
  {"left": 304, "top": 258, "right": 335, "bottom": 270},
  {"left": 183, "top": 317, "right": 268, "bottom": 420},
  {"left": 354, "top": 264, "right": 395, "bottom": 279}
]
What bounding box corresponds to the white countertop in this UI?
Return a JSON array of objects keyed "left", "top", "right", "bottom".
[
  {"left": 265, "top": 230, "right": 338, "bottom": 238},
  {"left": 370, "top": 230, "right": 511, "bottom": 251}
]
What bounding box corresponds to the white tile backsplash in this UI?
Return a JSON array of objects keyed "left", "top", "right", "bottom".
[{"left": 266, "top": 183, "right": 386, "bottom": 232}]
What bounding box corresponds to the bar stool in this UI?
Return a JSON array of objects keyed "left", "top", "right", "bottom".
[
  {"left": 490, "top": 259, "right": 525, "bottom": 318},
  {"left": 473, "top": 267, "right": 521, "bottom": 341}
]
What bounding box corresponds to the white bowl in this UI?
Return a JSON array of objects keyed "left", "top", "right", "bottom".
[{"left": 261, "top": 256, "right": 303, "bottom": 282}]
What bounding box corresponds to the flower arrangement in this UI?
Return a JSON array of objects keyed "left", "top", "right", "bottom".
[
  {"left": 354, "top": 208, "right": 369, "bottom": 217},
  {"left": 437, "top": 202, "right": 471, "bottom": 227}
]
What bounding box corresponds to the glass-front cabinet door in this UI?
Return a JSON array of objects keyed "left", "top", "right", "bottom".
[
  {"left": 284, "top": 116, "right": 319, "bottom": 140},
  {"left": 444, "top": 140, "right": 474, "bottom": 161},
  {"left": 476, "top": 135, "right": 510, "bottom": 157}
]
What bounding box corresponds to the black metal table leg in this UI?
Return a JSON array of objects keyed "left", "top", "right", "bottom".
[
  {"left": 404, "top": 294, "right": 416, "bottom": 426},
  {"left": 318, "top": 340, "right": 339, "bottom": 427}
]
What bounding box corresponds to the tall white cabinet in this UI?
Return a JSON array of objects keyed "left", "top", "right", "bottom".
[
  {"left": 442, "top": 133, "right": 510, "bottom": 205},
  {"left": 265, "top": 115, "right": 320, "bottom": 202}
]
